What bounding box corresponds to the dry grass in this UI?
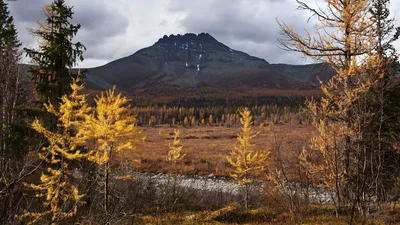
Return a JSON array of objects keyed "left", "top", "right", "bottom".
[
  {"left": 118, "top": 123, "right": 314, "bottom": 177},
  {"left": 129, "top": 204, "right": 398, "bottom": 225}
]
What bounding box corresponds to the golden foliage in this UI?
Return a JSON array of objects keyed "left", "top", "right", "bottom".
[
  {"left": 33, "top": 77, "right": 90, "bottom": 163},
  {"left": 277, "top": 0, "right": 373, "bottom": 66},
  {"left": 115, "top": 175, "right": 134, "bottom": 180},
  {"left": 206, "top": 202, "right": 241, "bottom": 221},
  {"left": 25, "top": 80, "right": 146, "bottom": 222},
  {"left": 80, "top": 86, "right": 145, "bottom": 165},
  {"left": 167, "top": 129, "right": 186, "bottom": 163},
  {"left": 158, "top": 128, "right": 166, "bottom": 136},
  {"left": 277, "top": 0, "right": 391, "bottom": 214},
  {"left": 24, "top": 77, "right": 88, "bottom": 224},
  {"left": 300, "top": 119, "right": 347, "bottom": 190},
  {"left": 23, "top": 164, "right": 83, "bottom": 224},
  {"left": 227, "top": 108, "right": 269, "bottom": 185},
  {"left": 77, "top": 86, "right": 145, "bottom": 213}
]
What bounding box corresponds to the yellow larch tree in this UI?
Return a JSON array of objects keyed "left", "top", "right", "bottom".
[
  {"left": 277, "top": 0, "right": 375, "bottom": 213},
  {"left": 23, "top": 77, "right": 90, "bottom": 224},
  {"left": 166, "top": 129, "right": 186, "bottom": 205},
  {"left": 227, "top": 108, "right": 269, "bottom": 209},
  {"left": 79, "top": 86, "right": 144, "bottom": 214},
  {"left": 191, "top": 116, "right": 196, "bottom": 127},
  {"left": 278, "top": 0, "right": 399, "bottom": 220},
  {"left": 299, "top": 116, "right": 347, "bottom": 215},
  {"left": 183, "top": 117, "right": 189, "bottom": 127},
  {"left": 167, "top": 129, "right": 186, "bottom": 164}
]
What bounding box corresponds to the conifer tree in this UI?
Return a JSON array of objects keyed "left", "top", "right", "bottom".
[
  {"left": 167, "top": 129, "right": 185, "bottom": 164},
  {"left": 23, "top": 77, "right": 89, "bottom": 224},
  {"left": 208, "top": 114, "right": 213, "bottom": 126},
  {"left": 25, "top": 0, "right": 85, "bottom": 105},
  {"left": 80, "top": 87, "right": 144, "bottom": 214},
  {"left": 191, "top": 116, "right": 196, "bottom": 127},
  {"left": 0, "top": 1, "right": 31, "bottom": 222},
  {"left": 166, "top": 129, "right": 185, "bottom": 206},
  {"left": 363, "top": 0, "right": 400, "bottom": 204},
  {"left": 183, "top": 116, "right": 189, "bottom": 127},
  {"left": 370, "top": 0, "right": 399, "bottom": 60},
  {"left": 278, "top": 0, "right": 400, "bottom": 220},
  {"left": 0, "top": 0, "right": 20, "bottom": 156},
  {"left": 0, "top": 0, "right": 22, "bottom": 154},
  {"left": 0, "top": 0, "right": 20, "bottom": 54},
  {"left": 227, "top": 108, "right": 269, "bottom": 209}
]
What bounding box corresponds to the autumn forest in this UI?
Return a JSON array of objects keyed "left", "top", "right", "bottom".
[{"left": 1, "top": 0, "right": 400, "bottom": 224}]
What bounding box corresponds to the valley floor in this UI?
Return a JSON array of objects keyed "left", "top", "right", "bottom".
[
  {"left": 107, "top": 124, "right": 400, "bottom": 225},
  {"left": 121, "top": 123, "right": 313, "bottom": 177}
]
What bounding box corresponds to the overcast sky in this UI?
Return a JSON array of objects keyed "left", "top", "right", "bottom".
[{"left": 7, "top": 0, "right": 400, "bottom": 68}]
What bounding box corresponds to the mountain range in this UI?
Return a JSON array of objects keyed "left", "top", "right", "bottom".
[{"left": 81, "top": 33, "right": 334, "bottom": 101}]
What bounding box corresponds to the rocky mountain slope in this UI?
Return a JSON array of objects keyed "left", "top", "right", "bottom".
[{"left": 82, "top": 33, "right": 334, "bottom": 95}]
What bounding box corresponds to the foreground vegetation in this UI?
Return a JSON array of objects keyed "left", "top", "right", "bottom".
[
  {"left": 1, "top": 0, "right": 400, "bottom": 224},
  {"left": 127, "top": 204, "right": 400, "bottom": 224}
]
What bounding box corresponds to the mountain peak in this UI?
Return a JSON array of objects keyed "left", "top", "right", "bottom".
[
  {"left": 156, "top": 33, "right": 218, "bottom": 45},
  {"left": 130, "top": 32, "right": 270, "bottom": 80}
]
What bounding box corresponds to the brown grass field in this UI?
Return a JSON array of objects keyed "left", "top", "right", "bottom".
[
  {"left": 119, "top": 123, "right": 314, "bottom": 177},
  {"left": 113, "top": 124, "right": 400, "bottom": 224}
]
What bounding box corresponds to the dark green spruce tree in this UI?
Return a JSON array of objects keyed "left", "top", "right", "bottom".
[
  {"left": 363, "top": 0, "right": 400, "bottom": 205},
  {"left": 25, "top": 0, "right": 85, "bottom": 106},
  {"left": 0, "top": 0, "right": 22, "bottom": 158},
  {"left": 0, "top": 0, "right": 20, "bottom": 54},
  {"left": 344, "top": 1, "right": 400, "bottom": 220},
  {"left": 352, "top": 0, "right": 400, "bottom": 214},
  {"left": 0, "top": 0, "right": 35, "bottom": 223}
]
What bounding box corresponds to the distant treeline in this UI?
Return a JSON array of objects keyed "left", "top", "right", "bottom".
[
  {"left": 132, "top": 102, "right": 309, "bottom": 127},
  {"left": 130, "top": 94, "right": 311, "bottom": 107}
]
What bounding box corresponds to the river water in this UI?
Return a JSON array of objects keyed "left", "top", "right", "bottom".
[{"left": 126, "top": 171, "right": 333, "bottom": 206}]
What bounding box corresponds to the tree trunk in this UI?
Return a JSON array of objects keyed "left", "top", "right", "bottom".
[
  {"left": 104, "top": 160, "right": 109, "bottom": 214},
  {"left": 244, "top": 183, "right": 249, "bottom": 210}
]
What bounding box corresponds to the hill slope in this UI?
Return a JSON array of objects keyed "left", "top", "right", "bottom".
[{"left": 84, "top": 33, "right": 334, "bottom": 96}]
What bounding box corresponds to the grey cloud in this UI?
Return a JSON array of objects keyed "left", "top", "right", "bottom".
[
  {"left": 8, "top": 0, "right": 129, "bottom": 62},
  {"left": 5, "top": 0, "right": 400, "bottom": 67},
  {"left": 71, "top": 0, "right": 128, "bottom": 38},
  {"left": 167, "top": 0, "right": 314, "bottom": 64},
  {"left": 8, "top": 0, "right": 49, "bottom": 22},
  {"left": 169, "top": 0, "right": 276, "bottom": 43},
  {"left": 159, "top": 20, "right": 168, "bottom": 26},
  {"left": 71, "top": 1, "right": 129, "bottom": 61}
]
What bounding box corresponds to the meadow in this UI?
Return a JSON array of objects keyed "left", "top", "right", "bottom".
[
  {"left": 105, "top": 123, "right": 400, "bottom": 225},
  {"left": 124, "top": 123, "right": 313, "bottom": 177}
]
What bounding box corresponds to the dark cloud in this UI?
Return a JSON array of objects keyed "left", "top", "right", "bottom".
[
  {"left": 167, "top": 0, "right": 315, "bottom": 64},
  {"left": 169, "top": 0, "right": 274, "bottom": 44},
  {"left": 72, "top": 0, "right": 128, "bottom": 43},
  {"left": 8, "top": 0, "right": 129, "bottom": 63},
  {"left": 8, "top": 0, "right": 49, "bottom": 21}
]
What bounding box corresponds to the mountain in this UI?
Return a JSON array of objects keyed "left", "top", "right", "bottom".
[{"left": 83, "top": 33, "right": 334, "bottom": 99}]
